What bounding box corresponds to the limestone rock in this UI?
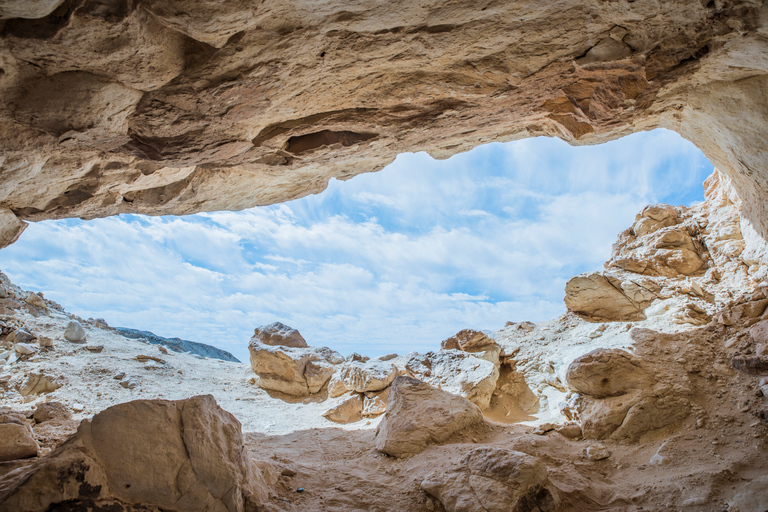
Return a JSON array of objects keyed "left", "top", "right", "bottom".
[
  {"left": 19, "top": 373, "right": 60, "bottom": 396},
  {"left": 322, "top": 394, "right": 363, "bottom": 424},
  {"left": 63, "top": 320, "right": 86, "bottom": 342},
  {"left": 421, "top": 446, "right": 559, "bottom": 512},
  {"left": 13, "top": 328, "right": 36, "bottom": 344},
  {"left": 23, "top": 292, "right": 46, "bottom": 309},
  {"left": 0, "top": 1, "right": 766, "bottom": 255},
  {"left": 566, "top": 349, "right": 652, "bottom": 398},
  {"left": 405, "top": 350, "right": 499, "bottom": 409},
  {"left": 374, "top": 376, "right": 483, "bottom": 458},
  {"left": 33, "top": 401, "right": 71, "bottom": 423},
  {"left": 564, "top": 271, "right": 652, "bottom": 321},
  {"left": 249, "top": 341, "right": 342, "bottom": 396},
  {"left": 585, "top": 443, "right": 610, "bottom": 461},
  {"left": 727, "top": 475, "right": 768, "bottom": 512},
  {"left": 0, "top": 395, "right": 268, "bottom": 511},
  {"left": 327, "top": 360, "right": 398, "bottom": 398},
  {"left": 14, "top": 342, "right": 36, "bottom": 355},
  {"left": 251, "top": 322, "right": 307, "bottom": 348},
  {"left": 0, "top": 421, "right": 38, "bottom": 462},
  {"left": 441, "top": 329, "right": 501, "bottom": 366},
  {"left": 0, "top": 209, "right": 27, "bottom": 250},
  {"left": 346, "top": 352, "right": 369, "bottom": 363},
  {"left": 363, "top": 388, "right": 389, "bottom": 418}
]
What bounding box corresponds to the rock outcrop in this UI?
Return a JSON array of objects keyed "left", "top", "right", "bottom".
[
  {"left": 117, "top": 327, "right": 241, "bottom": 362},
  {"left": 0, "top": 395, "right": 268, "bottom": 511},
  {"left": 374, "top": 376, "right": 483, "bottom": 458},
  {"left": 251, "top": 322, "right": 308, "bottom": 348},
  {"left": 0, "top": 411, "right": 38, "bottom": 462},
  {"left": 421, "top": 447, "right": 559, "bottom": 512},
  {"left": 0, "top": 1, "right": 767, "bottom": 252}
]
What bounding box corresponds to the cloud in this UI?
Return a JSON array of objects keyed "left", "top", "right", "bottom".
[{"left": 0, "top": 130, "right": 714, "bottom": 362}]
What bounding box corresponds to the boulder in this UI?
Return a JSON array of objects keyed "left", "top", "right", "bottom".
[
  {"left": 23, "top": 292, "right": 46, "bottom": 309},
  {"left": 33, "top": 401, "right": 71, "bottom": 423},
  {"left": 566, "top": 349, "right": 652, "bottom": 398},
  {"left": 374, "top": 376, "right": 483, "bottom": 458},
  {"left": 251, "top": 322, "right": 307, "bottom": 348},
  {"left": 327, "top": 360, "right": 398, "bottom": 398},
  {"left": 564, "top": 271, "right": 648, "bottom": 321},
  {"left": 405, "top": 350, "right": 499, "bottom": 409},
  {"left": 440, "top": 329, "right": 501, "bottom": 366},
  {"left": 19, "top": 373, "right": 61, "bottom": 396},
  {"left": 249, "top": 341, "right": 342, "bottom": 396},
  {"left": 322, "top": 394, "right": 363, "bottom": 424},
  {"left": 63, "top": 320, "right": 86, "bottom": 342},
  {"left": 0, "top": 418, "right": 39, "bottom": 462},
  {"left": 0, "top": 395, "right": 268, "bottom": 511},
  {"left": 420, "top": 447, "right": 559, "bottom": 512},
  {"left": 13, "top": 328, "right": 36, "bottom": 344}
]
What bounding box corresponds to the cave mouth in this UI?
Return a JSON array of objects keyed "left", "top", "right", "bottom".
[{"left": 0, "top": 128, "right": 713, "bottom": 363}]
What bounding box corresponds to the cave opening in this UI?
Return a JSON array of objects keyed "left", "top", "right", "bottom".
[{"left": 0, "top": 128, "right": 713, "bottom": 363}]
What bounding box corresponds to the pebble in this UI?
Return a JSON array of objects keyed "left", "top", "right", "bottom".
[
  {"left": 586, "top": 444, "right": 611, "bottom": 461},
  {"left": 38, "top": 337, "right": 53, "bottom": 348},
  {"left": 72, "top": 403, "right": 85, "bottom": 412},
  {"left": 85, "top": 345, "right": 104, "bottom": 353}
]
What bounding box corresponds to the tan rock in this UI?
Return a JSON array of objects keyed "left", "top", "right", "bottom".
[
  {"left": 0, "top": 395, "right": 268, "bottom": 511},
  {"left": 566, "top": 349, "right": 652, "bottom": 398},
  {"left": 564, "top": 271, "right": 648, "bottom": 321},
  {"left": 248, "top": 341, "right": 342, "bottom": 396},
  {"left": 0, "top": 422, "right": 38, "bottom": 462},
  {"left": 0, "top": 209, "right": 27, "bottom": 250},
  {"left": 23, "top": 291, "right": 46, "bottom": 309},
  {"left": 251, "top": 322, "right": 307, "bottom": 348},
  {"left": 18, "top": 373, "right": 60, "bottom": 396},
  {"left": 441, "top": 329, "right": 501, "bottom": 366},
  {"left": 374, "top": 376, "right": 483, "bottom": 458},
  {"left": 362, "top": 388, "right": 389, "bottom": 418},
  {"left": 420, "top": 447, "right": 559, "bottom": 512},
  {"left": 33, "top": 401, "right": 71, "bottom": 423},
  {"left": 405, "top": 350, "right": 499, "bottom": 409},
  {"left": 322, "top": 394, "right": 363, "bottom": 424},
  {"left": 0, "top": 2, "right": 767, "bottom": 255}
]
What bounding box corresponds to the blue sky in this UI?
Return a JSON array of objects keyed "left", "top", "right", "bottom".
[{"left": 0, "top": 129, "right": 713, "bottom": 362}]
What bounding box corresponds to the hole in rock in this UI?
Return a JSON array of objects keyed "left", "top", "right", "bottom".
[
  {"left": 0, "top": 128, "right": 712, "bottom": 366},
  {"left": 285, "top": 130, "right": 377, "bottom": 155}
]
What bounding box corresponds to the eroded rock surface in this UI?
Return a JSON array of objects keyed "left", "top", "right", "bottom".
[
  {"left": 249, "top": 338, "right": 342, "bottom": 396},
  {"left": 0, "top": 1, "right": 767, "bottom": 250},
  {"left": 0, "top": 394, "right": 268, "bottom": 511},
  {"left": 374, "top": 376, "right": 483, "bottom": 458}
]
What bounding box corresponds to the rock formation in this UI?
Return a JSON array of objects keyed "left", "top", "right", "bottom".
[
  {"left": 0, "top": 395, "right": 269, "bottom": 511},
  {"left": 0, "top": 0, "right": 767, "bottom": 253}
]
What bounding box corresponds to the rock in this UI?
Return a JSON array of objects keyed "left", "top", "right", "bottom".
[
  {"left": 249, "top": 341, "right": 342, "bottom": 396},
  {"left": 420, "top": 446, "right": 559, "bottom": 512},
  {"left": 440, "top": 329, "right": 501, "bottom": 366},
  {"left": 0, "top": 395, "right": 269, "bottom": 511},
  {"left": 566, "top": 349, "right": 652, "bottom": 398},
  {"left": 556, "top": 423, "right": 582, "bottom": 439},
  {"left": 405, "top": 350, "right": 499, "bottom": 409},
  {"left": 63, "top": 320, "right": 86, "bottom": 342},
  {"left": 374, "top": 376, "right": 483, "bottom": 458},
  {"left": 585, "top": 443, "right": 611, "bottom": 461},
  {"left": 113, "top": 372, "right": 126, "bottom": 380},
  {"left": 322, "top": 394, "right": 363, "bottom": 424},
  {"left": 136, "top": 354, "right": 165, "bottom": 363},
  {"left": 377, "top": 353, "right": 398, "bottom": 362},
  {"left": 13, "top": 328, "right": 36, "bottom": 344},
  {"left": 564, "top": 271, "right": 650, "bottom": 321},
  {"left": 85, "top": 344, "right": 104, "bottom": 353},
  {"left": 363, "top": 388, "right": 389, "bottom": 418},
  {"left": 251, "top": 322, "right": 307, "bottom": 348},
  {"left": 23, "top": 292, "right": 46, "bottom": 309},
  {"left": 327, "top": 360, "right": 398, "bottom": 398},
  {"left": 120, "top": 376, "right": 140, "bottom": 390},
  {"left": 0, "top": 209, "right": 27, "bottom": 250},
  {"left": 346, "top": 352, "right": 369, "bottom": 363},
  {"left": 0, "top": 421, "right": 39, "bottom": 462},
  {"left": 19, "top": 373, "right": 60, "bottom": 396},
  {"left": 14, "top": 342, "right": 36, "bottom": 355},
  {"left": 158, "top": 346, "right": 168, "bottom": 354},
  {"left": 37, "top": 336, "right": 53, "bottom": 348},
  {"left": 727, "top": 475, "right": 768, "bottom": 512},
  {"left": 33, "top": 401, "right": 71, "bottom": 423}
]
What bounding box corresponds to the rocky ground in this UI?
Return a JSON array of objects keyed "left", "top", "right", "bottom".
[{"left": 1, "top": 169, "right": 768, "bottom": 511}]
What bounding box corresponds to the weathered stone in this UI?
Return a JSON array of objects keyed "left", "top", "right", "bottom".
[
  {"left": 0, "top": 422, "right": 38, "bottom": 462},
  {"left": 33, "top": 401, "right": 71, "bottom": 423},
  {"left": 327, "top": 360, "right": 398, "bottom": 398},
  {"left": 0, "top": 209, "right": 27, "bottom": 250},
  {"left": 0, "top": 395, "right": 268, "bottom": 511},
  {"left": 405, "top": 350, "right": 499, "bottom": 409},
  {"left": 249, "top": 341, "right": 342, "bottom": 396},
  {"left": 85, "top": 344, "right": 104, "bottom": 353},
  {"left": 0, "top": 1, "right": 767, "bottom": 254},
  {"left": 346, "top": 352, "right": 369, "bottom": 363},
  {"left": 374, "top": 376, "right": 483, "bottom": 458},
  {"left": 421, "top": 447, "right": 559, "bottom": 512},
  {"left": 23, "top": 292, "right": 46, "bottom": 309},
  {"left": 362, "top": 388, "right": 389, "bottom": 418},
  {"left": 14, "top": 342, "right": 36, "bottom": 355},
  {"left": 13, "top": 328, "right": 35, "bottom": 344},
  {"left": 322, "top": 394, "right": 363, "bottom": 424},
  {"left": 564, "top": 271, "right": 649, "bottom": 321},
  {"left": 251, "top": 322, "right": 307, "bottom": 348},
  {"left": 566, "top": 349, "right": 652, "bottom": 398},
  {"left": 63, "top": 320, "right": 86, "bottom": 342}
]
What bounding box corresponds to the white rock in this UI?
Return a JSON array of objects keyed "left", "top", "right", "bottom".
[
  {"left": 64, "top": 320, "right": 86, "bottom": 342},
  {"left": 327, "top": 360, "right": 398, "bottom": 398},
  {"left": 585, "top": 444, "right": 611, "bottom": 461},
  {"left": 14, "top": 342, "right": 36, "bottom": 355}
]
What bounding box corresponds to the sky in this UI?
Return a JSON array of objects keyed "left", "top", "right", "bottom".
[{"left": 0, "top": 129, "right": 714, "bottom": 362}]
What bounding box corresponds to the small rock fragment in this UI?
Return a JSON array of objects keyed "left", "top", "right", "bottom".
[
  {"left": 33, "top": 401, "right": 72, "bottom": 423},
  {"left": 19, "top": 373, "right": 60, "bottom": 396},
  {"left": 0, "top": 421, "right": 39, "bottom": 462},
  {"left": 13, "top": 328, "right": 36, "bottom": 344},
  {"left": 586, "top": 443, "right": 611, "bottom": 461},
  {"left": 120, "top": 376, "right": 140, "bottom": 390},
  {"left": 14, "top": 342, "right": 36, "bottom": 355},
  {"left": 85, "top": 345, "right": 104, "bottom": 353},
  {"left": 38, "top": 337, "right": 53, "bottom": 349},
  {"left": 322, "top": 394, "right": 363, "bottom": 424}
]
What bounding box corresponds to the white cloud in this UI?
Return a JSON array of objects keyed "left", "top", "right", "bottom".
[{"left": 0, "top": 130, "right": 713, "bottom": 362}]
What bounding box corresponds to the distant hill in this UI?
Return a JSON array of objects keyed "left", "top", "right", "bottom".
[{"left": 115, "top": 327, "right": 240, "bottom": 363}]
